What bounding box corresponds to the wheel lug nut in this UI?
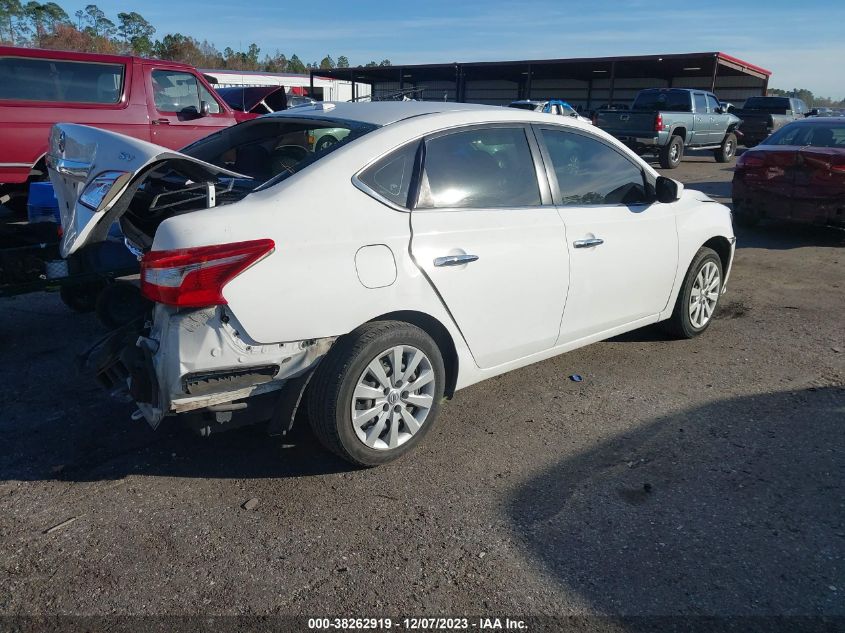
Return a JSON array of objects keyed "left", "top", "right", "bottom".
[
  {"left": 383, "top": 388, "right": 390, "bottom": 395},
  {"left": 401, "top": 391, "right": 409, "bottom": 400},
  {"left": 383, "top": 404, "right": 389, "bottom": 411},
  {"left": 395, "top": 380, "right": 403, "bottom": 388},
  {"left": 394, "top": 404, "right": 401, "bottom": 412}
]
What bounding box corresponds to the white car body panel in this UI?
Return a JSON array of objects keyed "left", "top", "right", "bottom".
[
  {"left": 410, "top": 205, "right": 569, "bottom": 368},
  {"left": 49, "top": 102, "right": 735, "bottom": 424},
  {"left": 46, "top": 123, "right": 247, "bottom": 257}
]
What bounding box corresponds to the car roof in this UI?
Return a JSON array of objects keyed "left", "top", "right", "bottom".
[
  {"left": 786, "top": 116, "right": 845, "bottom": 125},
  {"left": 266, "top": 101, "right": 506, "bottom": 126}
]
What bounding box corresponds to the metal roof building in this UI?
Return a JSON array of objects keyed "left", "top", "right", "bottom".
[{"left": 312, "top": 52, "right": 771, "bottom": 110}]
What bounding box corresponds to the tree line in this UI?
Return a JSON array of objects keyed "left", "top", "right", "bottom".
[
  {"left": 767, "top": 88, "right": 844, "bottom": 109},
  {"left": 0, "top": 1, "right": 392, "bottom": 72}
]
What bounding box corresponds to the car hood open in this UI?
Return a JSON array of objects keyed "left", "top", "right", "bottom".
[{"left": 47, "top": 123, "right": 249, "bottom": 257}]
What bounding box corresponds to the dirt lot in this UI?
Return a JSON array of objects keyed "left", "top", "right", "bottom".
[{"left": 1, "top": 151, "right": 843, "bottom": 622}]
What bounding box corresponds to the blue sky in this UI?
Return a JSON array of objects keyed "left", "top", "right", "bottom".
[{"left": 89, "top": 0, "right": 844, "bottom": 98}]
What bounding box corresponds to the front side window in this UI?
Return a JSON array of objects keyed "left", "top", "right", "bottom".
[
  {"left": 706, "top": 94, "right": 720, "bottom": 113},
  {"left": 539, "top": 128, "right": 648, "bottom": 206},
  {"left": 357, "top": 142, "right": 419, "bottom": 207},
  {"left": 0, "top": 57, "right": 124, "bottom": 104},
  {"left": 152, "top": 70, "right": 220, "bottom": 114},
  {"left": 417, "top": 127, "right": 541, "bottom": 209}
]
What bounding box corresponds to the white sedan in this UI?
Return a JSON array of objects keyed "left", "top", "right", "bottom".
[{"left": 48, "top": 101, "right": 735, "bottom": 466}]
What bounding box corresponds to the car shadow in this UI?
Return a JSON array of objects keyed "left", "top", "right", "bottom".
[
  {"left": 506, "top": 386, "right": 845, "bottom": 616},
  {"left": 0, "top": 396, "right": 357, "bottom": 483},
  {"left": 735, "top": 223, "right": 845, "bottom": 250}
]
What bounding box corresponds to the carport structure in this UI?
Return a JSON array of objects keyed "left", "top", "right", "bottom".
[{"left": 312, "top": 52, "right": 771, "bottom": 110}]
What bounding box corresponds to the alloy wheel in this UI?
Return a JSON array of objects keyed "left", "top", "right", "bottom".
[
  {"left": 351, "top": 345, "right": 435, "bottom": 450},
  {"left": 689, "top": 261, "right": 720, "bottom": 328}
]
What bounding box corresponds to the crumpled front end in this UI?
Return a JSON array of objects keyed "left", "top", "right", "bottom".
[{"left": 86, "top": 305, "right": 335, "bottom": 430}]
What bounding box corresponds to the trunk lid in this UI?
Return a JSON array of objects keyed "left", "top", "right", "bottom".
[{"left": 47, "top": 123, "right": 248, "bottom": 257}]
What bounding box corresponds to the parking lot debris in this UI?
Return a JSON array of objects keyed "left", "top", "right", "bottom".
[
  {"left": 241, "top": 498, "right": 259, "bottom": 511},
  {"left": 44, "top": 517, "right": 77, "bottom": 534},
  {"left": 833, "top": 347, "right": 842, "bottom": 354},
  {"left": 570, "top": 374, "right": 583, "bottom": 382}
]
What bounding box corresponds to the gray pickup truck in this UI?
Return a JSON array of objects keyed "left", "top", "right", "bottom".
[
  {"left": 734, "top": 96, "right": 808, "bottom": 147},
  {"left": 594, "top": 88, "right": 741, "bottom": 168}
]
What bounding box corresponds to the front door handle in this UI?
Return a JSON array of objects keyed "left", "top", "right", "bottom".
[
  {"left": 434, "top": 254, "right": 479, "bottom": 267},
  {"left": 573, "top": 238, "right": 604, "bottom": 248},
  {"left": 151, "top": 118, "right": 170, "bottom": 125}
]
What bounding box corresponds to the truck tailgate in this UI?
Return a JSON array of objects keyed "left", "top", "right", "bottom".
[{"left": 595, "top": 111, "right": 656, "bottom": 138}]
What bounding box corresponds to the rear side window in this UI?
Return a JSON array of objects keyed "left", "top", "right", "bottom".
[
  {"left": 693, "top": 93, "right": 707, "bottom": 113},
  {"left": 540, "top": 128, "right": 648, "bottom": 206},
  {"left": 0, "top": 56, "right": 124, "bottom": 104},
  {"left": 417, "top": 127, "right": 541, "bottom": 209},
  {"left": 152, "top": 70, "right": 221, "bottom": 114},
  {"left": 357, "top": 142, "right": 419, "bottom": 208}
]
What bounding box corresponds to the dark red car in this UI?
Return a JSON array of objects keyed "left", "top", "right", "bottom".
[
  {"left": 0, "top": 46, "right": 250, "bottom": 210},
  {"left": 733, "top": 117, "right": 845, "bottom": 227}
]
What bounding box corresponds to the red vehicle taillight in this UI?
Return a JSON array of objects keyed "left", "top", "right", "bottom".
[
  {"left": 654, "top": 113, "right": 665, "bottom": 132},
  {"left": 736, "top": 153, "right": 765, "bottom": 169},
  {"left": 140, "top": 239, "right": 275, "bottom": 307}
]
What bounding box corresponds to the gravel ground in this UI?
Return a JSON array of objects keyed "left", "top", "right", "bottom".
[{"left": 0, "top": 152, "right": 843, "bottom": 621}]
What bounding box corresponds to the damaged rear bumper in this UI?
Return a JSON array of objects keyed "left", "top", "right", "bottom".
[{"left": 86, "top": 304, "right": 335, "bottom": 430}]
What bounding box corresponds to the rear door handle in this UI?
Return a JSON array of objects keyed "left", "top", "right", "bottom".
[
  {"left": 434, "top": 254, "right": 479, "bottom": 267},
  {"left": 573, "top": 238, "right": 604, "bottom": 248},
  {"left": 151, "top": 118, "right": 170, "bottom": 125}
]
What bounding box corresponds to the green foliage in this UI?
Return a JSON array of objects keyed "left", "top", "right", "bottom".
[{"left": 768, "top": 87, "right": 845, "bottom": 109}]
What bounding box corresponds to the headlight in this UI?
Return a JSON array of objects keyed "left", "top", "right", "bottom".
[{"left": 79, "top": 171, "right": 127, "bottom": 210}]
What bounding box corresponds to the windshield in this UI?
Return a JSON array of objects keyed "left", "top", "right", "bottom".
[
  {"left": 743, "top": 97, "right": 791, "bottom": 112},
  {"left": 632, "top": 90, "right": 691, "bottom": 112},
  {"left": 180, "top": 117, "right": 378, "bottom": 186},
  {"left": 762, "top": 122, "right": 845, "bottom": 147},
  {"left": 508, "top": 102, "right": 542, "bottom": 112}
]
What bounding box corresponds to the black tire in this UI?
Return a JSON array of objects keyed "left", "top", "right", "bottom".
[
  {"left": 59, "top": 282, "right": 104, "bottom": 313},
  {"left": 95, "top": 282, "right": 150, "bottom": 329},
  {"left": 307, "top": 320, "right": 446, "bottom": 466},
  {"left": 659, "top": 135, "right": 683, "bottom": 169},
  {"left": 315, "top": 135, "right": 338, "bottom": 152},
  {"left": 663, "top": 247, "right": 724, "bottom": 339},
  {"left": 714, "top": 132, "right": 737, "bottom": 163}
]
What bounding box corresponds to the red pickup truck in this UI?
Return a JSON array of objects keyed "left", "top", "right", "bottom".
[{"left": 0, "top": 46, "right": 248, "bottom": 210}]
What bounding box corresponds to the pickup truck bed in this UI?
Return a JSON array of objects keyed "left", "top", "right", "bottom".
[{"left": 734, "top": 96, "right": 809, "bottom": 147}]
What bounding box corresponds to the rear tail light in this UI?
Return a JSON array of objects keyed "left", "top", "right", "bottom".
[
  {"left": 140, "top": 239, "right": 274, "bottom": 307},
  {"left": 736, "top": 153, "right": 765, "bottom": 168},
  {"left": 654, "top": 113, "right": 665, "bottom": 132}
]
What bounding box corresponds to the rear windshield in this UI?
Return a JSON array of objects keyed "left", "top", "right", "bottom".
[
  {"left": 0, "top": 56, "right": 124, "bottom": 104},
  {"left": 762, "top": 122, "right": 845, "bottom": 148},
  {"left": 743, "top": 97, "right": 791, "bottom": 112},
  {"left": 632, "top": 90, "right": 691, "bottom": 112},
  {"left": 181, "top": 116, "right": 378, "bottom": 185},
  {"left": 508, "top": 103, "right": 542, "bottom": 111}
]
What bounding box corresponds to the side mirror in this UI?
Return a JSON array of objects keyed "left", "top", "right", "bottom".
[
  {"left": 715, "top": 106, "right": 724, "bottom": 114},
  {"left": 200, "top": 100, "right": 210, "bottom": 116},
  {"left": 655, "top": 176, "right": 683, "bottom": 203}
]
